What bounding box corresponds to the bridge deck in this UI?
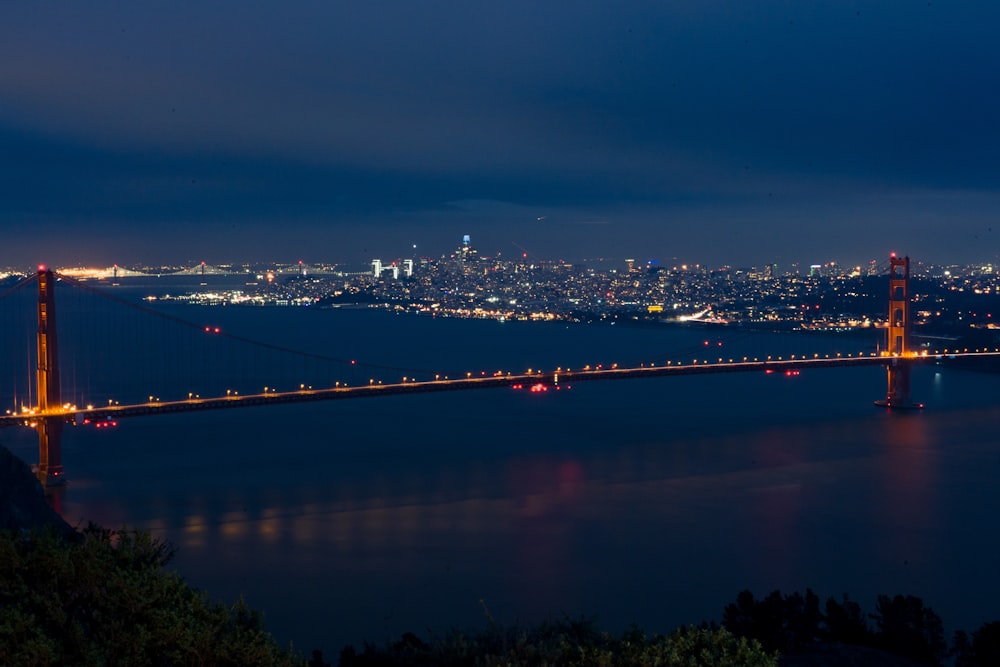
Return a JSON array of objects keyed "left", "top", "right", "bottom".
[{"left": 3, "top": 352, "right": 976, "bottom": 428}]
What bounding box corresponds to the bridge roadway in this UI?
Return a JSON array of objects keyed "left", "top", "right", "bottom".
[{"left": 5, "top": 351, "right": 990, "bottom": 429}]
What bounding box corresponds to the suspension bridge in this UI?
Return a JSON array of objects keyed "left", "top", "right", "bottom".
[{"left": 1, "top": 255, "right": 997, "bottom": 487}]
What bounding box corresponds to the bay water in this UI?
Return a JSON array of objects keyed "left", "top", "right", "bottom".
[{"left": 3, "top": 282, "right": 998, "bottom": 653}]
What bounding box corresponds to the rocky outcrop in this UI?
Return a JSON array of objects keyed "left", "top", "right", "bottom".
[{"left": 0, "top": 445, "right": 77, "bottom": 540}]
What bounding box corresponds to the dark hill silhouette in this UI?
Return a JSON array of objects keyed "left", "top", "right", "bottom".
[{"left": 0, "top": 445, "right": 77, "bottom": 541}]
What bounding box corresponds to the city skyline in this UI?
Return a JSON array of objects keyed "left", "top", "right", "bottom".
[{"left": 2, "top": 2, "right": 999, "bottom": 267}]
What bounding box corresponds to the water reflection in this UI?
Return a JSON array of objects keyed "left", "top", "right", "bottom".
[
  {"left": 65, "top": 413, "right": 891, "bottom": 563},
  {"left": 41, "top": 382, "right": 1000, "bottom": 651},
  {"left": 55, "top": 407, "right": 967, "bottom": 565},
  {"left": 879, "top": 412, "right": 935, "bottom": 551}
]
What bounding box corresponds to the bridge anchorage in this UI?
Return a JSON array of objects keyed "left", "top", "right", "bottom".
[{"left": 874, "top": 254, "right": 923, "bottom": 410}]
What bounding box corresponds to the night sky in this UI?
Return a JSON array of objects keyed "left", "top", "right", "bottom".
[{"left": 2, "top": 2, "right": 998, "bottom": 269}]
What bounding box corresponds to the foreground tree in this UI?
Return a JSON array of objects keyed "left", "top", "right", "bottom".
[
  {"left": 721, "top": 589, "right": 821, "bottom": 652},
  {"left": 872, "top": 593, "right": 947, "bottom": 665},
  {"left": 721, "top": 589, "right": 957, "bottom": 665},
  {"left": 953, "top": 621, "right": 1000, "bottom": 667},
  {"left": 823, "top": 594, "right": 872, "bottom": 646},
  {"left": 0, "top": 525, "right": 299, "bottom": 666}
]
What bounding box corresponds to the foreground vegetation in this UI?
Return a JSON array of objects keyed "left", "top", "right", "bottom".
[
  {"left": 335, "top": 622, "right": 777, "bottom": 667},
  {"left": 719, "top": 589, "right": 1000, "bottom": 666},
  {"left": 334, "top": 590, "right": 1000, "bottom": 667},
  {"left": 2, "top": 526, "right": 998, "bottom": 665},
  {"left": 0, "top": 526, "right": 299, "bottom": 666}
]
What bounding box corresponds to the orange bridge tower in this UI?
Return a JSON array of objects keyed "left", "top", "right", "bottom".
[
  {"left": 875, "top": 254, "right": 922, "bottom": 409},
  {"left": 36, "top": 267, "right": 65, "bottom": 486}
]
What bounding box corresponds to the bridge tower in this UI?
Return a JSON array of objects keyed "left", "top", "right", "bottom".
[
  {"left": 875, "top": 255, "right": 921, "bottom": 409},
  {"left": 36, "top": 268, "right": 65, "bottom": 486}
]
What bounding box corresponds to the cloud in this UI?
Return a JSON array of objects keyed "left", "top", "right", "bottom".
[{"left": 0, "top": 2, "right": 999, "bottom": 266}]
